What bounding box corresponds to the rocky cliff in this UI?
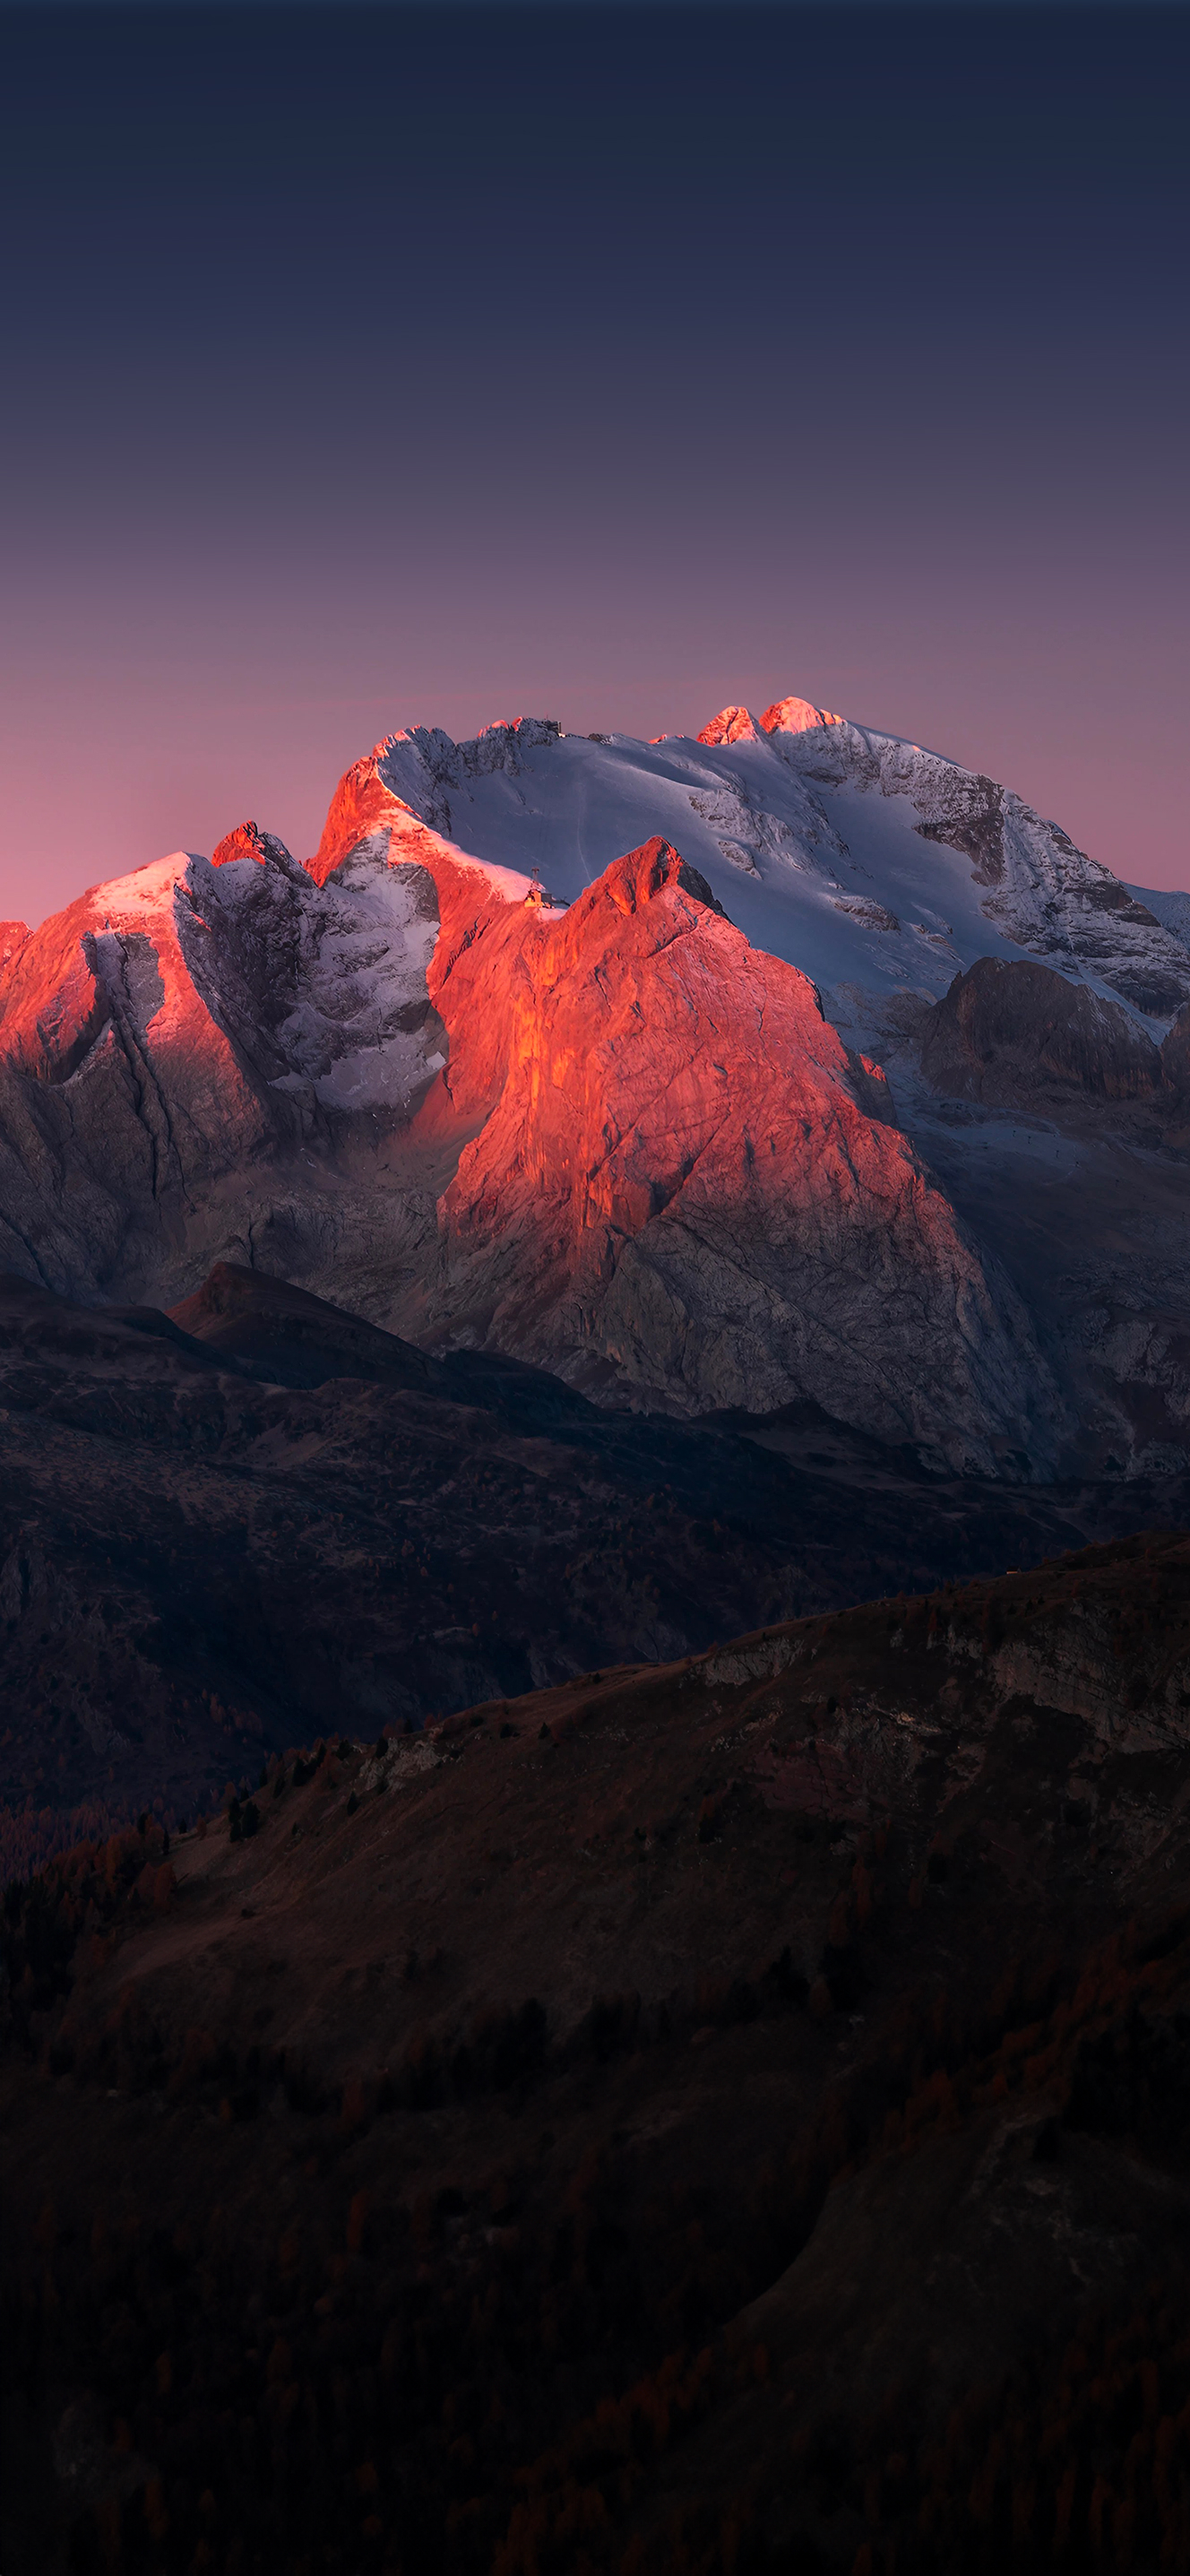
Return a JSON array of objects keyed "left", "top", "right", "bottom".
[
  {"left": 408, "top": 838, "right": 1057, "bottom": 1471},
  {"left": 918, "top": 956, "right": 1167, "bottom": 1106}
]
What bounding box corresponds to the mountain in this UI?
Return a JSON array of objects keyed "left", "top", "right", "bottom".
[
  {"left": 5, "top": 696, "right": 1190, "bottom": 2572},
  {"left": 4, "top": 694, "right": 1190, "bottom": 1487},
  {"left": 8, "top": 1532, "right": 1190, "bottom": 2573}
]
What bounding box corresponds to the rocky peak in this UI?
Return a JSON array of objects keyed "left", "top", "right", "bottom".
[
  {"left": 581, "top": 836, "right": 728, "bottom": 923},
  {"left": 0, "top": 920, "right": 27, "bottom": 991},
  {"left": 760, "top": 695, "right": 843, "bottom": 735},
  {"left": 698, "top": 696, "right": 844, "bottom": 747},
  {"left": 422, "top": 835, "right": 1058, "bottom": 1472},
  {"left": 696, "top": 705, "right": 763, "bottom": 747},
  {"left": 310, "top": 750, "right": 403, "bottom": 885},
  {"left": 919, "top": 957, "right": 1165, "bottom": 1105},
  {"left": 210, "top": 820, "right": 291, "bottom": 871}
]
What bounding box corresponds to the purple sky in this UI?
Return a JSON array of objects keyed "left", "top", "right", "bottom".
[{"left": 2, "top": 4, "right": 1186, "bottom": 927}]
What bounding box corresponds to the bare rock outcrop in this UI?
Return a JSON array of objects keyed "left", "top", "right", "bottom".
[
  {"left": 918, "top": 955, "right": 1166, "bottom": 1105},
  {"left": 402, "top": 836, "right": 1059, "bottom": 1473}
]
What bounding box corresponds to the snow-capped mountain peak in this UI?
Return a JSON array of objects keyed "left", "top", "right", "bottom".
[
  {"left": 320, "top": 699, "right": 1190, "bottom": 1027},
  {"left": 695, "top": 705, "right": 766, "bottom": 747},
  {"left": 759, "top": 694, "right": 844, "bottom": 736}
]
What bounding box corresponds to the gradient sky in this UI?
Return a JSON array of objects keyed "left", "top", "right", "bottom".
[{"left": 2, "top": 1, "right": 1186, "bottom": 924}]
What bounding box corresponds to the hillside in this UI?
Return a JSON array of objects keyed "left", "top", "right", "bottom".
[
  {"left": 6, "top": 1532, "right": 1190, "bottom": 2572},
  {"left": 8, "top": 1260, "right": 1183, "bottom": 1877}
]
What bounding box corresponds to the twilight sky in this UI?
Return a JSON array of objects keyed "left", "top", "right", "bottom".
[{"left": 2, "top": 1, "right": 1186, "bottom": 924}]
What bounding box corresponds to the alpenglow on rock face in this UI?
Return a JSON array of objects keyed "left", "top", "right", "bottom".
[
  {"left": 0, "top": 688, "right": 1187, "bottom": 1479},
  {"left": 411, "top": 839, "right": 1058, "bottom": 1473}
]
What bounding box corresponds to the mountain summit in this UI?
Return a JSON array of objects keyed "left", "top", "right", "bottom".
[{"left": 339, "top": 701, "right": 1190, "bottom": 1020}]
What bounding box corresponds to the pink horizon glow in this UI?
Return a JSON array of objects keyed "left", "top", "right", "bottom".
[{"left": 4, "top": 4, "right": 1183, "bottom": 931}]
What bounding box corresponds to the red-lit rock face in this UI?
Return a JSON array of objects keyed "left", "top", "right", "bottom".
[
  {"left": 696, "top": 705, "right": 764, "bottom": 746},
  {"left": 0, "top": 921, "right": 27, "bottom": 986},
  {"left": 696, "top": 699, "right": 843, "bottom": 746},
  {"left": 760, "top": 695, "right": 842, "bottom": 735},
  {"left": 0, "top": 859, "right": 267, "bottom": 1147},
  {"left": 310, "top": 753, "right": 402, "bottom": 883},
  {"left": 0, "top": 892, "right": 115, "bottom": 1085},
  {"left": 210, "top": 820, "right": 279, "bottom": 869},
  {"left": 366, "top": 836, "right": 1056, "bottom": 1470}
]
